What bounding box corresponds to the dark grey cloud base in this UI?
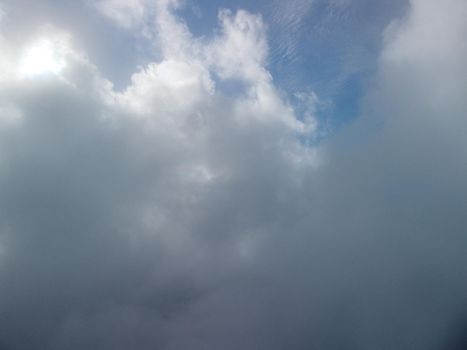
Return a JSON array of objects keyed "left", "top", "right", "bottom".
[{"left": 1, "top": 0, "right": 467, "bottom": 349}]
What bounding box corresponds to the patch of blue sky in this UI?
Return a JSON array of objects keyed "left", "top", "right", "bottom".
[{"left": 182, "top": 0, "right": 408, "bottom": 138}]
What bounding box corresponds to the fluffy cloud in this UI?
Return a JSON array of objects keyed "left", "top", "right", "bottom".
[
  {"left": 0, "top": 3, "right": 313, "bottom": 349},
  {"left": 0, "top": 0, "right": 466, "bottom": 349}
]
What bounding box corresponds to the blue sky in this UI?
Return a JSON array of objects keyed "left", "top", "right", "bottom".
[
  {"left": 172, "top": 0, "right": 406, "bottom": 133},
  {"left": 145, "top": 0, "right": 407, "bottom": 126}
]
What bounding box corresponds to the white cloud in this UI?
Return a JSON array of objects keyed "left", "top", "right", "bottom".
[
  {"left": 208, "top": 9, "right": 269, "bottom": 82},
  {"left": 380, "top": 0, "right": 467, "bottom": 121},
  {"left": 118, "top": 58, "right": 214, "bottom": 135}
]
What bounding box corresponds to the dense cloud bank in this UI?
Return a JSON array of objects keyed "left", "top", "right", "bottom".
[{"left": 0, "top": 0, "right": 467, "bottom": 349}]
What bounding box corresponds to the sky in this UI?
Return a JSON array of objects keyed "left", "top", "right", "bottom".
[{"left": 0, "top": 0, "right": 466, "bottom": 349}]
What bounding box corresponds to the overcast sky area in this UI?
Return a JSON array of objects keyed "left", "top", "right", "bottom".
[{"left": 0, "top": 0, "right": 467, "bottom": 349}]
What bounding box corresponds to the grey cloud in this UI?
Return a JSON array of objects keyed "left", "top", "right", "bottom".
[{"left": 1, "top": 0, "right": 467, "bottom": 349}]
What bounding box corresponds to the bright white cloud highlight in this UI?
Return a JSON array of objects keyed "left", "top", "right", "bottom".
[{"left": 19, "top": 39, "right": 66, "bottom": 78}]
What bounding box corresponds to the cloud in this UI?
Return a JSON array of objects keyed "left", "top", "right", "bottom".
[
  {"left": 94, "top": 0, "right": 148, "bottom": 29},
  {"left": 0, "top": 3, "right": 314, "bottom": 349},
  {"left": 0, "top": 5, "right": 4, "bottom": 23},
  {"left": 208, "top": 9, "right": 269, "bottom": 82},
  {"left": 0, "top": 0, "right": 467, "bottom": 349}
]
